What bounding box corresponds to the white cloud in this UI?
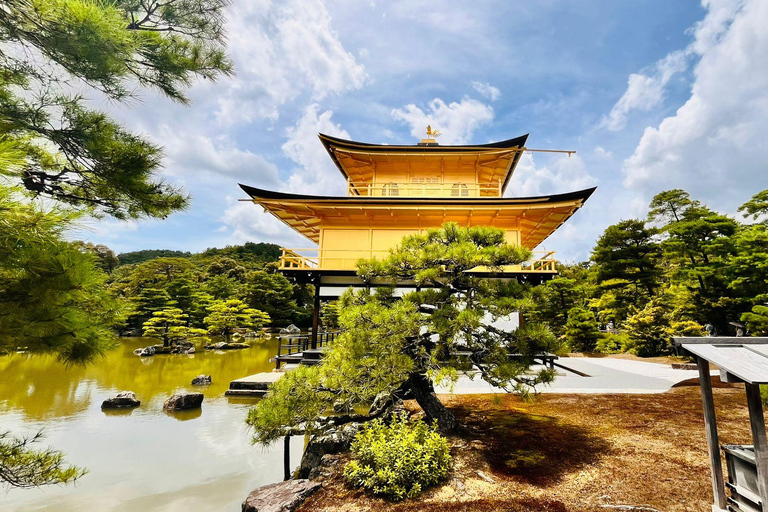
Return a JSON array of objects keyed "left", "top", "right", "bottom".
[
  {"left": 282, "top": 104, "right": 350, "bottom": 195},
  {"left": 219, "top": 198, "right": 307, "bottom": 248},
  {"left": 592, "top": 146, "right": 613, "bottom": 160},
  {"left": 214, "top": 0, "right": 367, "bottom": 126},
  {"left": 471, "top": 81, "right": 501, "bottom": 101},
  {"left": 158, "top": 129, "right": 281, "bottom": 187},
  {"left": 507, "top": 153, "right": 596, "bottom": 197},
  {"left": 622, "top": 0, "right": 768, "bottom": 210},
  {"left": 391, "top": 97, "right": 494, "bottom": 144},
  {"left": 601, "top": 50, "right": 688, "bottom": 131}
]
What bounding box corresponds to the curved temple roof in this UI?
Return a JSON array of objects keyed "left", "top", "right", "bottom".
[
  {"left": 239, "top": 184, "right": 596, "bottom": 249},
  {"left": 318, "top": 133, "right": 530, "bottom": 195}
]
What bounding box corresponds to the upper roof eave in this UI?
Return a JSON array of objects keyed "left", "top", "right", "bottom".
[{"left": 318, "top": 132, "right": 530, "bottom": 192}]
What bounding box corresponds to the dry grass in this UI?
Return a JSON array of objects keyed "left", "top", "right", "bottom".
[{"left": 299, "top": 378, "right": 754, "bottom": 512}]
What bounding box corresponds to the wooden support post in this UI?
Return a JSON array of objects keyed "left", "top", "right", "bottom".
[
  {"left": 311, "top": 278, "right": 320, "bottom": 351},
  {"left": 697, "top": 357, "right": 728, "bottom": 512},
  {"left": 745, "top": 382, "right": 768, "bottom": 510},
  {"left": 283, "top": 435, "right": 291, "bottom": 481}
]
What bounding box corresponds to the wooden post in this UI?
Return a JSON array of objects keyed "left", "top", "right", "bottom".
[
  {"left": 283, "top": 435, "right": 291, "bottom": 481},
  {"left": 697, "top": 357, "right": 727, "bottom": 511},
  {"left": 745, "top": 382, "right": 768, "bottom": 509},
  {"left": 311, "top": 278, "right": 320, "bottom": 350}
]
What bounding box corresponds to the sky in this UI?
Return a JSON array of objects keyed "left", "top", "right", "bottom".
[{"left": 77, "top": 0, "right": 768, "bottom": 263}]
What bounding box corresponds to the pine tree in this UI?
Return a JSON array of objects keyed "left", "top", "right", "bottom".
[
  {"left": 246, "top": 223, "right": 558, "bottom": 442},
  {"left": 0, "top": 187, "right": 124, "bottom": 363},
  {"left": 142, "top": 308, "right": 204, "bottom": 347},
  {"left": 204, "top": 299, "right": 270, "bottom": 342},
  {"left": 565, "top": 307, "right": 599, "bottom": 353},
  {"left": 0, "top": 0, "right": 233, "bottom": 218}
]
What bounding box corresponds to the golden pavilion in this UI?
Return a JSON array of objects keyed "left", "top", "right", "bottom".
[{"left": 240, "top": 130, "right": 594, "bottom": 342}]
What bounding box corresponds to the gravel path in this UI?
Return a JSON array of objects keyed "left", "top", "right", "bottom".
[{"left": 436, "top": 357, "right": 715, "bottom": 394}]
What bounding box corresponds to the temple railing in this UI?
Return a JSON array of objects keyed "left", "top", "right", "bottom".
[
  {"left": 279, "top": 247, "right": 557, "bottom": 273},
  {"left": 346, "top": 179, "right": 502, "bottom": 198}
]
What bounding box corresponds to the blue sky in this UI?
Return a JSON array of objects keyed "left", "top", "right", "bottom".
[{"left": 78, "top": 0, "right": 768, "bottom": 262}]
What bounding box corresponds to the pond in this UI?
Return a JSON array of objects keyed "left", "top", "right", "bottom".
[{"left": 0, "top": 337, "right": 304, "bottom": 511}]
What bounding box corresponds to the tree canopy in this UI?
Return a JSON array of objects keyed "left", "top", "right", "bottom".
[
  {"left": 532, "top": 187, "right": 768, "bottom": 356},
  {"left": 0, "top": 187, "right": 124, "bottom": 364},
  {"left": 0, "top": 0, "right": 233, "bottom": 218},
  {"left": 247, "top": 223, "right": 559, "bottom": 443}
]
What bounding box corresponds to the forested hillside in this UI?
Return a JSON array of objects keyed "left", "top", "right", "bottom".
[{"left": 110, "top": 243, "right": 312, "bottom": 333}]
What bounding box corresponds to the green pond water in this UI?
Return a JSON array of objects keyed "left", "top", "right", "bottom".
[{"left": 0, "top": 337, "right": 305, "bottom": 511}]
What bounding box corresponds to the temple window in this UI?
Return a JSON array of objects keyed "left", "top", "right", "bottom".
[
  {"left": 381, "top": 182, "right": 400, "bottom": 196},
  {"left": 451, "top": 183, "right": 469, "bottom": 196}
]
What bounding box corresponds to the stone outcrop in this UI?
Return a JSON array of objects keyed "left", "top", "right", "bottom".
[
  {"left": 163, "top": 392, "right": 204, "bottom": 410},
  {"left": 280, "top": 324, "right": 301, "bottom": 335},
  {"left": 102, "top": 391, "right": 140, "bottom": 408},
  {"left": 204, "top": 341, "right": 249, "bottom": 350},
  {"left": 241, "top": 479, "right": 321, "bottom": 512},
  {"left": 296, "top": 423, "right": 360, "bottom": 479},
  {"left": 191, "top": 374, "right": 212, "bottom": 386},
  {"left": 133, "top": 346, "right": 156, "bottom": 357}
]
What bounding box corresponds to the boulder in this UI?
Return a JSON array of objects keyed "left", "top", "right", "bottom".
[
  {"left": 163, "top": 393, "right": 204, "bottom": 410},
  {"left": 102, "top": 391, "right": 140, "bottom": 409},
  {"left": 186, "top": 346, "right": 196, "bottom": 354},
  {"left": 205, "top": 341, "right": 249, "bottom": 350},
  {"left": 134, "top": 346, "right": 156, "bottom": 357},
  {"left": 296, "top": 423, "right": 360, "bottom": 479},
  {"left": 242, "top": 479, "right": 321, "bottom": 512},
  {"left": 191, "top": 374, "right": 212, "bottom": 386},
  {"left": 280, "top": 324, "right": 301, "bottom": 335}
]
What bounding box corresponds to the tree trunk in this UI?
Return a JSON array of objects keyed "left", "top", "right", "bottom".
[{"left": 407, "top": 372, "right": 458, "bottom": 433}]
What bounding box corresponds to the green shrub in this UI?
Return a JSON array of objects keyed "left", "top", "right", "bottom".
[
  {"left": 343, "top": 415, "right": 452, "bottom": 501},
  {"left": 624, "top": 300, "right": 672, "bottom": 357},
  {"left": 565, "top": 307, "right": 599, "bottom": 352},
  {"left": 595, "top": 332, "right": 630, "bottom": 354},
  {"left": 742, "top": 305, "right": 768, "bottom": 336}
]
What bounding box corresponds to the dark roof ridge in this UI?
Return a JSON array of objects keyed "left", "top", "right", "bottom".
[{"left": 239, "top": 183, "right": 596, "bottom": 205}]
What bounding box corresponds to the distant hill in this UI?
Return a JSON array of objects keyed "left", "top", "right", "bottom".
[
  {"left": 117, "top": 242, "right": 281, "bottom": 266},
  {"left": 117, "top": 249, "right": 193, "bottom": 266},
  {"left": 200, "top": 242, "right": 282, "bottom": 263}
]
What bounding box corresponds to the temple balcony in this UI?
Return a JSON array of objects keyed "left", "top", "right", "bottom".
[
  {"left": 279, "top": 247, "right": 557, "bottom": 273},
  {"left": 346, "top": 179, "right": 503, "bottom": 198}
]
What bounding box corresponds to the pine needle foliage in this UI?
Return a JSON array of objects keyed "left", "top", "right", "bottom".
[
  {"left": 246, "top": 223, "right": 559, "bottom": 443},
  {"left": 0, "top": 0, "right": 233, "bottom": 218},
  {"left": 0, "top": 187, "right": 124, "bottom": 363},
  {"left": 203, "top": 299, "right": 269, "bottom": 341},
  {"left": 0, "top": 430, "right": 85, "bottom": 490}
]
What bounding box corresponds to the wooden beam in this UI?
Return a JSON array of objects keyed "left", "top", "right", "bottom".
[
  {"left": 697, "top": 357, "right": 728, "bottom": 512},
  {"left": 746, "top": 382, "right": 768, "bottom": 509},
  {"left": 311, "top": 277, "right": 321, "bottom": 350}
]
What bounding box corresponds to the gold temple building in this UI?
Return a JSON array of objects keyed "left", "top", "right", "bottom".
[{"left": 240, "top": 131, "right": 595, "bottom": 343}]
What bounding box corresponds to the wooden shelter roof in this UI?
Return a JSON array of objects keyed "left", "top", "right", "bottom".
[
  {"left": 239, "top": 184, "right": 595, "bottom": 248},
  {"left": 677, "top": 338, "right": 768, "bottom": 384},
  {"left": 318, "top": 133, "right": 529, "bottom": 194}
]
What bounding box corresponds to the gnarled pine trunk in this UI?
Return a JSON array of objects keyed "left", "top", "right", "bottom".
[{"left": 407, "top": 372, "right": 458, "bottom": 433}]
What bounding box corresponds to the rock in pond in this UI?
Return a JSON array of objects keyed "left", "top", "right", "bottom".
[
  {"left": 133, "top": 346, "right": 156, "bottom": 357},
  {"left": 163, "top": 392, "right": 204, "bottom": 410},
  {"left": 102, "top": 391, "right": 140, "bottom": 409},
  {"left": 242, "top": 479, "right": 321, "bottom": 512},
  {"left": 191, "top": 374, "right": 212, "bottom": 386},
  {"left": 204, "top": 341, "right": 249, "bottom": 350}
]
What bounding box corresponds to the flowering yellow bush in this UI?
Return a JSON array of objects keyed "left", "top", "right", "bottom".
[{"left": 343, "top": 415, "right": 451, "bottom": 501}]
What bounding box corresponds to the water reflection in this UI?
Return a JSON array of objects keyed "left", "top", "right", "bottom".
[
  {"left": 0, "top": 337, "right": 279, "bottom": 420},
  {"left": 0, "top": 336, "right": 299, "bottom": 512}
]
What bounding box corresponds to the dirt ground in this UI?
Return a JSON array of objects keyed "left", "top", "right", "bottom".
[{"left": 298, "top": 378, "right": 755, "bottom": 512}]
